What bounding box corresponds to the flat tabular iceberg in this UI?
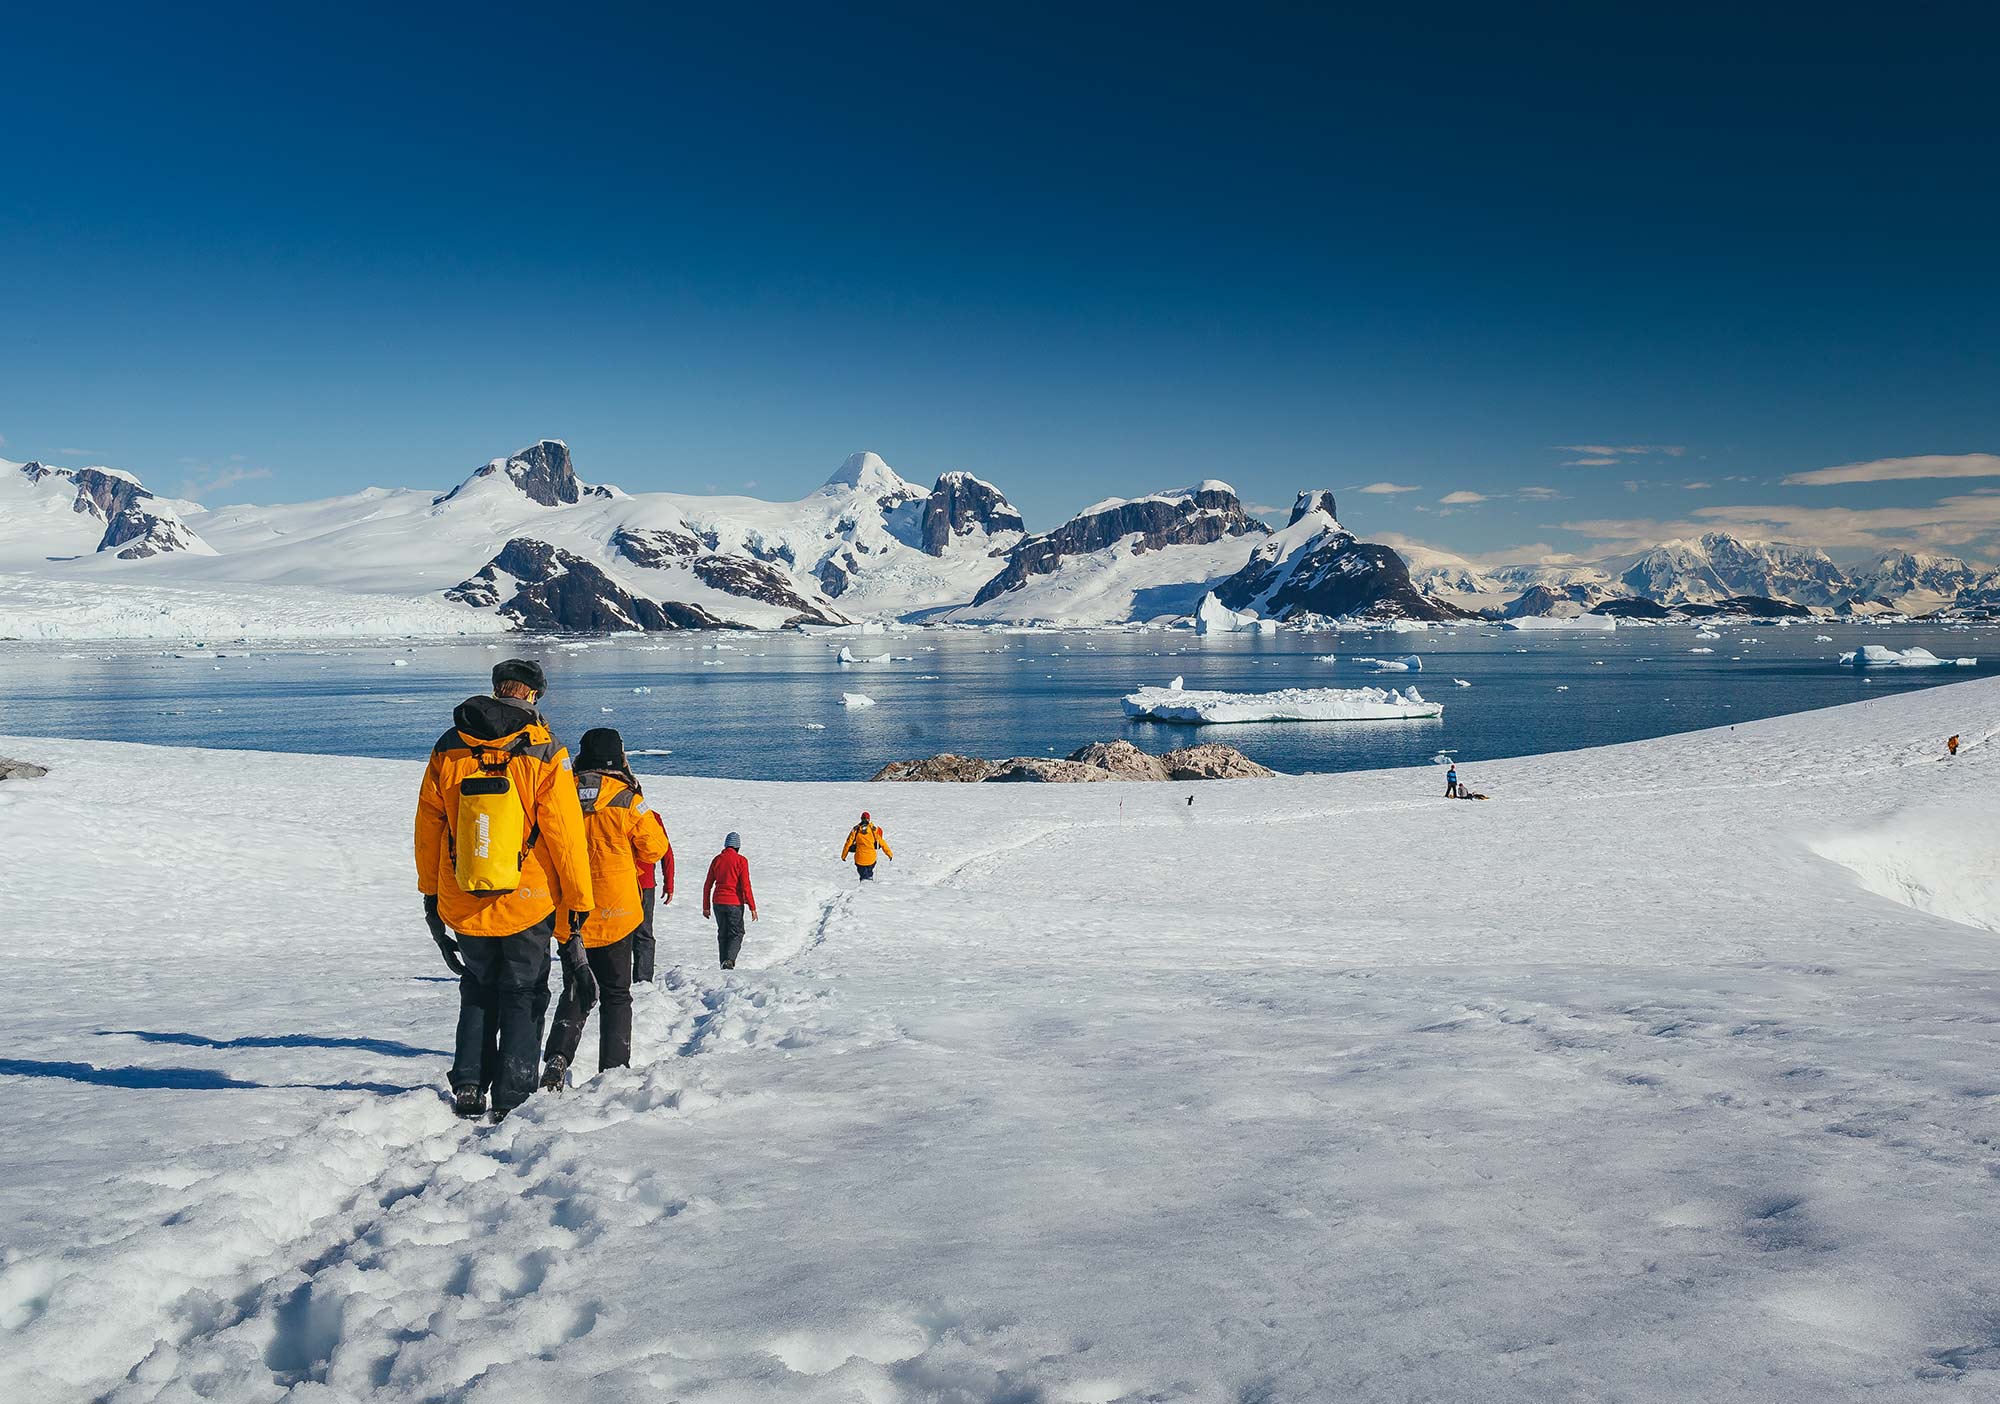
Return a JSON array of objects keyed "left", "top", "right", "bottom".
[
  {"left": 1122, "top": 680, "right": 1443, "bottom": 724},
  {"left": 1504, "top": 614, "right": 1616, "bottom": 632},
  {"left": 1838, "top": 645, "right": 1976, "bottom": 669}
]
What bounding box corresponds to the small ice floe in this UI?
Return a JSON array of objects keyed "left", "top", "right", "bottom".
[
  {"left": 600, "top": 706, "right": 615, "bottom": 713},
  {"left": 1453, "top": 678, "right": 1472, "bottom": 687},
  {"left": 1839, "top": 645, "right": 1976, "bottom": 669},
  {"left": 842, "top": 692, "right": 877, "bottom": 708},
  {"left": 631, "top": 686, "right": 653, "bottom": 694},
  {"left": 803, "top": 722, "right": 828, "bottom": 730},
  {"left": 391, "top": 659, "right": 409, "bottom": 667},
  {"left": 1504, "top": 615, "right": 1615, "bottom": 632},
  {"left": 1690, "top": 647, "right": 1714, "bottom": 654},
  {"left": 1122, "top": 682, "right": 1442, "bottom": 724},
  {"left": 632, "top": 747, "right": 672, "bottom": 756},
  {"left": 1695, "top": 630, "right": 1721, "bottom": 640},
  {"left": 1555, "top": 685, "right": 1569, "bottom": 691},
  {"left": 1355, "top": 654, "right": 1423, "bottom": 672},
  {"left": 1314, "top": 653, "right": 1339, "bottom": 663},
  {"left": 836, "top": 647, "right": 857, "bottom": 664},
  {"left": 1816, "top": 634, "right": 1834, "bottom": 642}
]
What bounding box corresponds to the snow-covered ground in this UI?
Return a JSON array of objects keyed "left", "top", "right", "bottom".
[{"left": 5, "top": 678, "right": 2000, "bottom": 1401}]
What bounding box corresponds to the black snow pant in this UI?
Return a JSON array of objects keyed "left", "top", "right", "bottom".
[
  {"left": 544, "top": 932, "right": 635, "bottom": 1074},
  {"left": 452, "top": 914, "right": 555, "bottom": 1114},
  {"left": 633, "top": 887, "right": 658, "bottom": 984},
  {"left": 714, "top": 904, "right": 746, "bottom": 967},
  {"left": 856, "top": 862, "right": 875, "bottom": 882}
]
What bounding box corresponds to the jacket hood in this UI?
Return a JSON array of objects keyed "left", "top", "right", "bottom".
[{"left": 453, "top": 693, "right": 545, "bottom": 743}]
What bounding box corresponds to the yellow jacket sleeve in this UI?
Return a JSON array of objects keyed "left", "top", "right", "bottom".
[
  {"left": 631, "top": 799, "right": 671, "bottom": 868},
  {"left": 841, "top": 829, "right": 857, "bottom": 859},
  {"left": 536, "top": 750, "right": 595, "bottom": 916},
  {"left": 414, "top": 754, "right": 448, "bottom": 895}
]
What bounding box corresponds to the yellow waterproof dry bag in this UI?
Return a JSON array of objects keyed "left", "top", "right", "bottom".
[{"left": 455, "top": 763, "right": 528, "bottom": 894}]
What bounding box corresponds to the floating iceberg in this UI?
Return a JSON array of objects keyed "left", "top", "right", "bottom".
[
  {"left": 1193, "top": 592, "right": 1261, "bottom": 635},
  {"left": 1838, "top": 646, "right": 1976, "bottom": 669},
  {"left": 1504, "top": 615, "right": 1616, "bottom": 632},
  {"left": 1122, "top": 682, "right": 1443, "bottom": 724},
  {"left": 1355, "top": 654, "right": 1423, "bottom": 672},
  {"left": 841, "top": 692, "right": 877, "bottom": 708},
  {"left": 836, "top": 647, "right": 857, "bottom": 664}
]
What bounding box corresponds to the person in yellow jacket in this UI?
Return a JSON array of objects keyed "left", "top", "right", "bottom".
[
  {"left": 540, "top": 729, "right": 670, "bottom": 1090},
  {"left": 840, "top": 810, "right": 893, "bottom": 882},
  {"left": 416, "top": 659, "right": 594, "bottom": 1122}
]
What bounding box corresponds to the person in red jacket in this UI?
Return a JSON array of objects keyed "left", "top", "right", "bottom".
[
  {"left": 633, "top": 807, "right": 673, "bottom": 983},
  {"left": 701, "top": 831, "right": 758, "bottom": 969}
]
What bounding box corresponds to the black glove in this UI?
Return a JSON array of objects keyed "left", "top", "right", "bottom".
[
  {"left": 559, "top": 932, "right": 597, "bottom": 1012},
  {"left": 424, "top": 896, "right": 464, "bottom": 974}
]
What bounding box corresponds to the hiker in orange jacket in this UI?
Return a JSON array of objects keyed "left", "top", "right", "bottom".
[
  {"left": 840, "top": 811, "right": 893, "bottom": 882},
  {"left": 702, "top": 833, "right": 758, "bottom": 969},
  {"left": 540, "top": 729, "right": 670, "bottom": 1090},
  {"left": 415, "top": 659, "right": 593, "bottom": 1122}
]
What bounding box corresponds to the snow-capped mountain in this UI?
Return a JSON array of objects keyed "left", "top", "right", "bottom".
[
  {"left": 0, "top": 459, "right": 213, "bottom": 563},
  {"left": 942, "top": 481, "right": 1270, "bottom": 624},
  {"left": 1617, "top": 532, "right": 1848, "bottom": 606},
  {"left": 1843, "top": 550, "right": 1976, "bottom": 610},
  {"left": 1213, "top": 493, "right": 1465, "bottom": 622}
]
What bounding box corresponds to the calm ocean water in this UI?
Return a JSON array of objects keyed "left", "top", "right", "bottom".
[{"left": 2, "top": 623, "right": 1992, "bottom": 781}]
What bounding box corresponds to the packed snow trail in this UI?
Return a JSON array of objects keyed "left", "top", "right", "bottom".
[{"left": 4, "top": 677, "right": 2000, "bottom": 1400}]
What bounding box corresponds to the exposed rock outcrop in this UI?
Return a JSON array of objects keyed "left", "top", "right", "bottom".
[
  {"left": 690, "top": 554, "right": 848, "bottom": 626},
  {"left": 17, "top": 461, "right": 210, "bottom": 559},
  {"left": 1214, "top": 501, "right": 1466, "bottom": 623},
  {"left": 972, "top": 482, "right": 1265, "bottom": 605},
  {"left": 1160, "top": 744, "right": 1276, "bottom": 780},
  {"left": 1288, "top": 490, "right": 1338, "bottom": 526},
  {"left": 1066, "top": 740, "right": 1171, "bottom": 781},
  {"left": 448, "top": 538, "right": 740, "bottom": 632},
  {"left": 0, "top": 758, "right": 49, "bottom": 780},
  {"left": 1681, "top": 594, "right": 1813, "bottom": 619},
  {"left": 871, "top": 739, "right": 1271, "bottom": 782},
  {"left": 433, "top": 440, "right": 614, "bottom": 509},
  {"left": 611, "top": 526, "right": 702, "bottom": 568},
  {"left": 984, "top": 758, "right": 1118, "bottom": 783},
  {"left": 869, "top": 754, "right": 1002, "bottom": 783},
  {"left": 921, "top": 472, "right": 1024, "bottom": 555}
]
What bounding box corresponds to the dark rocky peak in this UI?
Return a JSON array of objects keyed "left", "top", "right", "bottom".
[
  {"left": 16, "top": 460, "right": 57, "bottom": 484},
  {"left": 1289, "top": 490, "right": 1338, "bottom": 526},
  {"left": 972, "top": 481, "right": 1266, "bottom": 605},
  {"left": 433, "top": 439, "right": 613, "bottom": 508},
  {"left": 1215, "top": 521, "right": 1467, "bottom": 623},
  {"left": 26, "top": 462, "right": 206, "bottom": 558},
  {"left": 612, "top": 526, "right": 702, "bottom": 569},
  {"left": 921, "top": 472, "right": 1025, "bottom": 556},
  {"left": 446, "top": 537, "right": 740, "bottom": 632}
]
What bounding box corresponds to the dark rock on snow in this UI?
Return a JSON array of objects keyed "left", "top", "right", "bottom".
[
  {"left": 0, "top": 758, "right": 49, "bottom": 781},
  {"left": 974, "top": 484, "right": 1266, "bottom": 606},
  {"left": 921, "top": 472, "right": 1024, "bottom": 555},
  {"left": 1679, "top": 595, "right": 1813, "bottom": 619},
  {"left": 871, "top": 739, "right": 1271, "bottom": 782},
  {"left": 1591, "top": 596, "right": 1673, "bottom": 619},
  {"left": 1288, "top": 490, "right": 1338, "bottom": 527},
  {"left": 448, "top": 538, "right": 741, "bottom": 632},
  {"left": 1216, "top": 517, "right": 1466, "bottom": 624},
  {"left": 432, "top": 440, "right": 613, "bottom": 509}
]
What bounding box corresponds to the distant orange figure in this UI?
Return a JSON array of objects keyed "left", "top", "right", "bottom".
[{"left": 1948, "top": 734, "right": 1961, "bottom": 757}]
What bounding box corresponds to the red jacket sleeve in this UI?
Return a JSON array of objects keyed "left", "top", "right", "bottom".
[
  {"left": 740, "top": 858, "right": 755, "bottom": 912},
  {"left": 651, "top": 811, "right": 673, "bottom": 894}
]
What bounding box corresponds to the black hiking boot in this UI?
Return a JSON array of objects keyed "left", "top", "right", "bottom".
[
  {"left": 720, "top": 960, "right": 736, "bottom": 970},
  {"left": 451, "top": 1086, "right": 486, "bottom": 1119},
  {"left": 539, "top": 1056, "right": 568, "bottom": 1093}
]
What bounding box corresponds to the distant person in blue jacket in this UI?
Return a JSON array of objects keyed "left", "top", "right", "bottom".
[{"left": 1445, "top": 763, "right": 1459, "bottom": 798}]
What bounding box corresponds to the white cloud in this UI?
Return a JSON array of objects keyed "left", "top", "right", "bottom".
[
  {"left": 179, "top": 465, "right": 273, "bottom": 500},
  {"left": 1375, "top": 531, "right": 1565, "bottom": 572},
  {"left": 1515, "top": 486, "right": 1562, "bottom": 501},
  {"left": 1355, "top": 481, "right": 1421, "bottom": 495},
  {"left": 1782, "top": 453, "right": 2000, "bottom": 487},
  {"left": 1555, "top": 444, "right": 1685, "bottom": 466},
  {"left": 1438, "top": 491, "right": 1487, "bottom": 505},
  {"left": 1683, "top": 481, "right": 1712, "bottom": 490}
]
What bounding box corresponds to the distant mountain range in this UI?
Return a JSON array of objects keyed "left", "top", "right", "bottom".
[{"left": 4, "top": 442, "right": 1996, "bottom": 637}]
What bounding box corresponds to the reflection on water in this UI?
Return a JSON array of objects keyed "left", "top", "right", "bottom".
[{"left": 1, "top": 623, "right": 1991, "bottom": 781}]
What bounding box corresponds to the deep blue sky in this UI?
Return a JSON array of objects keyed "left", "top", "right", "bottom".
[{"left": 3, "top": 2, "right": 1996, "bottom": 561}]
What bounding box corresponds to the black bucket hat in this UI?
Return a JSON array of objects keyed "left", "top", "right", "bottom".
[{"left": 576, "top": 727, "right": 626, "bottom": 773}]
